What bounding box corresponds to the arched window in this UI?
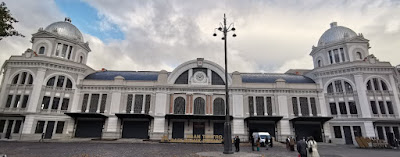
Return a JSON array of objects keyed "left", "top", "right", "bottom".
[
  {"left": 66, "top": 79, "right": 73, "bottom": 88},
  {"left": 318, "top": 60, "right": 322, "bottom": 67},
  {"left": 47, "top": 76, "right": 56, "bottom": 87},
  {"left": 327, "top": 83, "right": 334, "bottom": 93},
  {"left": 38, "top": 46, "right": 45, "bottom": 54},
  {"left": 344, "top": 81, "right": 353, "bottom": 93},
  {"left": 381, "top": 80, "right": 388, "bottom": 91},
  {"left": 366, "top": 80, "right": 372, "bottom": 90},
  {"left": 173, "top": 97, "right": 185, "bottom": 114},
  {"left": 334, "top": 80, "right": 343, "bottom": 93},
  {"left": 194, "top": 97, "right": 205, "bottom": 115},
  {"left": 213, "top": 98, "right": 225, "bottom": 115},
  {"left": 357, "top": 52, "right": 362, "bottom": 60},
  {"left": 79, "top": 56, "right": 84, "bottom": 63},
  {"left": 12, "top": 74, "right": 20, "bottom": 84}
]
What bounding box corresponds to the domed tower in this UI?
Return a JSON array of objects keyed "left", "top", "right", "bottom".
[
  {"left": 31, "top": 17, "right": 91, "bottom": 64},
  {"left": 310, "top": 22, "right": 369, "bottom": 68}
]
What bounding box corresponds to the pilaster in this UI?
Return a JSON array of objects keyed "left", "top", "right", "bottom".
[{"left": 27, "top": 68, "right": 46, "bottom": 112}]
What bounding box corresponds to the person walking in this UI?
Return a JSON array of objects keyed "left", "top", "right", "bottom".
[
  {"left": 307, "top": 136, "right": 320, "bottom": 157},
  {"left": 297, "top": 137, "right": 307, "bottom": 157},
  {"left": 265, "top": 137, "right": 269, "bottom": 150},
  {"left": 250, "top": 135, "right": 255, "bottom": 151},
  {"left": 234, "top": 136, "right": 240, "bottom": 152},
  {"left": 289, "top": 137, "right": 295, "bottom": 151},
  {"left": 256, "top": 137, "right": 261, "bottom": 151},
  {"left": 286, "top": 136, "right": 290, "bottom": 150}
]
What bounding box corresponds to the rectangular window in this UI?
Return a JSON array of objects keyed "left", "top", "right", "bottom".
[
  {"left": 13, "top": 120, "right": 22, "bottom": 133},
  {"left": 292, "top": 97, "right": 298, "bottom": 116},
  {"left": 377, "top": 126, "right": 385, "bottom": 140},
  {"left": 256, "top": 96, "right": 265, "bottom": 116},
  {"left": 100, "top": 94, "right": 107, "bottom": 113},
  {"left": 330, "top": 103, "right": 337, "bottom": 115},
  {"left": 13, "top": 95, "right": 21, "bottom": 108},
  {"left": 333, "top": 126, "right": 342, "bottom": 138},
  {"left": 21, "top": 95, "right": 29, "bottom": 108},
  {"left": 386, "top": 101, "right": 394, "bottom": 114},
  {"left": 89, "top": 94, "right": 100, "bottom": 113},
  {"left": 51, "top": 97, "right": 60, "bottom": 110},
  {"left": 393, "top": 127, "right": 400, "bottom": 139},
  {"left": 370, "top": 101, "right": 378, "bottom": 114},
  {"left": 348, "top": 102, "right": 357, "bottom": 114},
  {"left": 134, "top": 95, "right": 144, "bottom": 113},
  {"left": 339, "top": 102, "right": 347, "bottom": 114},
  {"left": 353, "top": 126, "right": 362, "bottom": 137},
  {"left": 266, "top": 97, "right": 272, "bottom": 115},
  {"left": 81, "top": 94, "right": 89, "bottom": 112},
  {"left": 334, "top": 80, "right": 343, "bottom": 93},
  {"left": 56, "top": 76, "right": 65, "bottom": 88},
  {"left": 5, "top": 95, "right": 13, "bottom": 108},
  {"left": 61, "top": 98, "right": 69, "bottom": 110},
  {"left": 378, "top": 101, "right": 386, "bottom": 114},
  {"left": 41, "top": 96, "right": 51, "bottom": 109},
  {"left": 0, "top": 120, "right": 6, "bottom": 133},
  {"left": 67, "top": 46, "right": 73, "bottom": 59},
  {"left": 310, "top": 97, "right": 317, "bottom": 116},
  {"left": 334, "top": 49, "right": 340, "bottom": 63},
  {"left": 56, "top": 121, "right": 65, "bottom": 134},
  {"left": 328, "top": 51, "right": 333, "bottom": 64},
  {"left": 55, "top": 43, "right": 62, "bottom": 56},
  {"left": 300, "top": 97, "right": 309, "bottom": 116},
  {"left": 35, "top": 121, "right": 45, "bottom": 134},
  {"left": 126, "top": 94, "right": 133, "bottom": 113},
  {"left": 249, "top": 96, "right": 254, "bottom": 116},
  {"left": 145, "top": 94, "right": 151, "bottom": 114},
  {"left": 61, "top": 44, "right": 68, "bottom": 58},
  {"left": 340, "top": 48, "right": 345, "bottom": 62}
]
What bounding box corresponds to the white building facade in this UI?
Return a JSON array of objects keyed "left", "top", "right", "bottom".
[{"left": 0, "top": 19, "right": 399, "bottom": 145}]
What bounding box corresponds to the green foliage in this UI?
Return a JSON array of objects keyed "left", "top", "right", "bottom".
[{"left": 0, "top": 2, "right": 24, "bottom": 40}]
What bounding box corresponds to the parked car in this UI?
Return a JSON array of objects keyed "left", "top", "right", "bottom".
[{"left": 252, "top": 132, "right": 271, "bottom": 147}]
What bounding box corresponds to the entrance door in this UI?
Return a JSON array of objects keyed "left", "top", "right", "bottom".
[
  {"left": 122, "top": 121, "right": 149, "bottom": 139},
  {"left": 5, "top": 120, "right": 14, "bottom": 139},
  {"left": 294, "top": 123, "right": 322, "bottom": 142},
  {"left": 343, "top": 126, "right": 353, "bottom": 144},
  {"left": 75, "top": 120, "right": 103, "bottom": 138},
  {"left": 44, "top": 121, "right": 55, "bottom": 139},
  {"left": 193, "top": 122, "right": 205, "bottom": 138},
  {"left": 172, "top": 122, "right": 184, "bottom": 139},
  {"left": 213, "top": 122, "right": 224, "bottom": 136}
]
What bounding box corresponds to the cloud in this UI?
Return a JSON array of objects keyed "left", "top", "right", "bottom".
[{"left": 2, "top": 0, "right": 400, "bottom": 78}]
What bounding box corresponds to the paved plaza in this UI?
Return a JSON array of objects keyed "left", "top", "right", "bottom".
[{"left": 0, "top": 140, "right": 399, "bottom": 157}]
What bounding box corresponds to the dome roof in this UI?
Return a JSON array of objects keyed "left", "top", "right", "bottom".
[
  {"left": 318, "top": 22, "right": 357, "bottom": 46},
  {"left": 44, "top": 17, "right": 84, "bottom": 42}
]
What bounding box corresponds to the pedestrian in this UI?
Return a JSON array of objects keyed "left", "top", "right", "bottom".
[
  {"left": 289, "top": 137, "right": 295, "bottom": 151},
  {"left": 234, "top": 136, "right": 240, "bottom": 152},
  {"left": 250, "top": 135, "right": 255, "bottom": 151},
  {"left": 307, "top": 136, "right": 320, "bottom": 157},
  {"left": 286, "top": 136, "right": 290, "bottom": 150},
  {"left": 265, "top": 136, "right": 269, "bottom": 150},
  {"left": 297, "top": 137, "right": 307, "bottom": 157},
  {"left": 256, "top": 137, "right": 261, "bottom": 151}
]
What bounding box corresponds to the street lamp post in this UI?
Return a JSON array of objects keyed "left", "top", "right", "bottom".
[{"left": 213, "top": 13, "right": 236, "bottom": 154}]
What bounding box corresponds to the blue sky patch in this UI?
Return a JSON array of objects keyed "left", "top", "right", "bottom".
[{"left": 55, "top": 0, "right": 124, "bottom": 41}]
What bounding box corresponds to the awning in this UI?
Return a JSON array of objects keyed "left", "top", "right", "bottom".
[
  {"left": 244, "top": 116, "right": 283, "bottom": 123},
  {"left": 165, "top": 114, "right": 233, "bottom": 120},
  {"left": 115, "top": 113, "right": 153, "bottom": 119},
  {"left": 290, "top": 116, "right": 333, "bottom": 123},
  {"left": 0, "top": 113, "right": 25, "bottom": 118},
  {"left": 64, "top": 112, "right": 108, "bottom": 119}
]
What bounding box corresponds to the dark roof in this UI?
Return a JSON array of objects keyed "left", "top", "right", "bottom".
[
  {"left": 84, "top": 71, "right": 159, "bottom": 81},
  {"left": 241, "top": 73, "right": 315, "bottom": 83}
]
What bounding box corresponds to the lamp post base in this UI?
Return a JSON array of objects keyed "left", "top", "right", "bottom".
[{"left": 223, "top": 122, "right": 234, "bottom": 154}]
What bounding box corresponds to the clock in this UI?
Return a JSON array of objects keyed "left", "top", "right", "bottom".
[{"left": 193, "top": 71, "right": 207, "bottom": 83}]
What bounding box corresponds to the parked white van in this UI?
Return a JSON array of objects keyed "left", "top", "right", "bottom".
[{"left": 252, "top": 132, "right": 271, "bottom": 147}]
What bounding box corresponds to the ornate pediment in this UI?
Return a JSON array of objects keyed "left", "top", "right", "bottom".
[{"left": 348, "top": 36, "right": 369, "bottom": 43}]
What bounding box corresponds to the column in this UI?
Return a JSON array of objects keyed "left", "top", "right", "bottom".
[
  {"left": 85, "top": 94, "right": 91, "bottom": 113},
  {"left": 169, "top": 94, "right": 173, "bottom": 114},
  {"left": 186, "top": 94, "right": 190, "bottom": 114},
  {"left": 110, "top": 90, "right": 121, "bottom": 114},
  {"left": 264, "top": 96, "right": 268, "bottom": 116},
  {"left": 27, "top": 68, "right": 46, "bottom": 112},
  {"left": 71, "top": 89, "right": 81, "bottom": 112},
  {"left": 354, "top": 74, "right": 372, "bottom": 118},
  {"left": 278, "top": 95, "right": 289, "bottom": 118},
  {"left": 253, "top": 96, "right": 257, "bottom": 116},
  {"left": 96, "top": 94, "right": 102, "bottom": 113},
  {"left": 297, "top": 97, "right": 302, "bottom": 116},
  {"left": 0, "top": 68, "right": 11, "bottom": 107},
  {"left": 317, "top": 79, "right": 327, "bottom": 116},
  {"left": 272, "top": 95, "right": 277, "bottom": 115},
  {"left": 141, "top": 94, "right": 146, "bottom": 114},
  {"left": 131, "top": 94, "right": 135, "bottom": 113},
  {"left": 307, "top": 97, "right": 313, "bottom": 116}
]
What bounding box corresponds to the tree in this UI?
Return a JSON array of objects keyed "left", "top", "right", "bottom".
[{"left": 0, "top": 2, "right": 24, "bottom": 41}]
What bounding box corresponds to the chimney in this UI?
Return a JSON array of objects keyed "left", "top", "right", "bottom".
[{"left": 330, "top": 22, "right": 337, "bottom": 28}]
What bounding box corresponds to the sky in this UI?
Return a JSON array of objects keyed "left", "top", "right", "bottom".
[{"left": 1, "top": 0, "right": 400, "bottom": 74}]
